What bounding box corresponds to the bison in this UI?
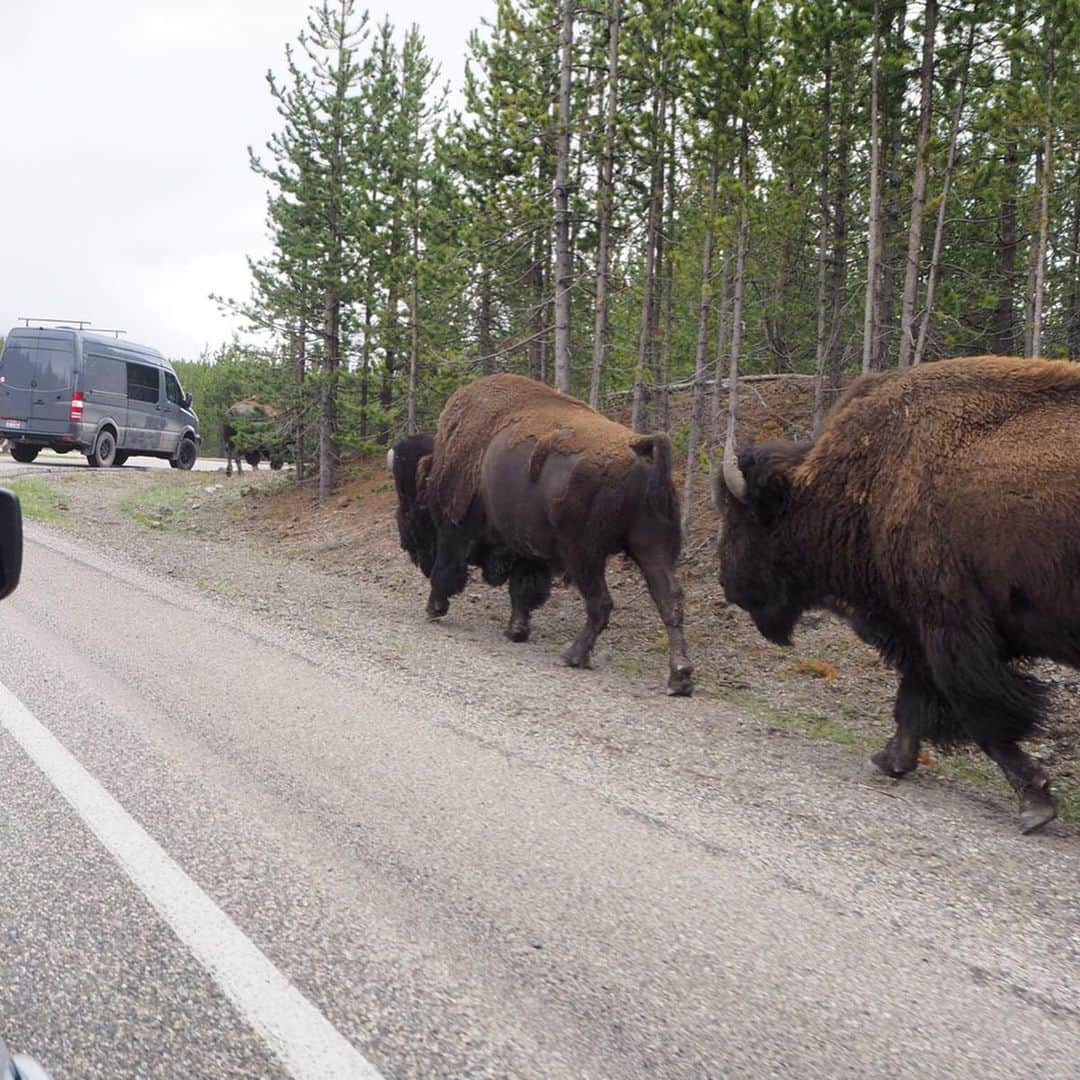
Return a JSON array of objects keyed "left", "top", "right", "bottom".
[
  {"left": 389, "top": 374, "right": 693, "bottom": 695},
  {"left": 718, "top": 355, "right": 1080, "bottom": 832},
  {"left": 222, "top": 399, "right": 289, "bottom": 477}
]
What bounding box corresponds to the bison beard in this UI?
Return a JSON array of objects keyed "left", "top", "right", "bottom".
[
  {"left": 390, "top": 374, "right": 693, "bottom": 695},
  {"left": 718, "top": 355, "right": 1080, "bottom": 832}
]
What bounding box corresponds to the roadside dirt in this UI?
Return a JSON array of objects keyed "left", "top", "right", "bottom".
[{"left": 6, "top": 377, "right": 1078, "bottom": 825}]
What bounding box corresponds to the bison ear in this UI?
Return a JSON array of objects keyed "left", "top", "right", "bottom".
[{"left": 739, "top": 449, "right": 791, "bottom": 526}]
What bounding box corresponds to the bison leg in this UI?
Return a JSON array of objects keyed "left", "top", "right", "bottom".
[
  {"left": 871, "top": 671, "right": 933, "bottom": 778},
  {"left": 924, "top": 624, "right": 1055, "bottom": 832},
  {"left": 977, "top": 740, "right": 1057, "bottom": 834},
  {"left": 629, "top": 547, "right": 693, "bottom": 697},
  {"left": 426, "top": 524, "right": 470, "bottom": 620},
  {"left": 506, "top": 560, "right": 552, "bottom": 643},
  {"left": 563, "top": 559, "right": 613, "bottom": 670}
]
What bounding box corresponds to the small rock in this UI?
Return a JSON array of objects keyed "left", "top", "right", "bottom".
[{"left": 337, "top": 495, "right": 351, "bottom": 508}]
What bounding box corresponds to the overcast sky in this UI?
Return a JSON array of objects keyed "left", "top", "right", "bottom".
[{"left": 0, "top": 0, "right": 492, "bottom": 361}]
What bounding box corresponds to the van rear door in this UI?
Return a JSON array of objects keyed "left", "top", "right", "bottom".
[
  {"left": 0, "top": 330, "right": 77, "bottom": 435},
  {"left": 0, "top": 335, "right": 37, "bottom": 431},
  {"left": 29, "top": 331, "right": 78, "bottom": 433}
]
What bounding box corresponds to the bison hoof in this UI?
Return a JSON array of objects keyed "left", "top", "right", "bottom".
[
  {"left": 667, "top": 666, "right": 693, "bottom": 697},
  {"left": 563, "top": 649, "right": 592, "bottom": 670},
  {"left": 871, "top": 745, "right": 917, "bottom": 779},
  {"left": 1019, "top": 792, "right": 1057, "bottom": 835},
  {"left": 426, "top": 598, "right": 449, "bottom": 620},
  {"left": 505, "top": 623, "right": 530, "bottom": 643}
]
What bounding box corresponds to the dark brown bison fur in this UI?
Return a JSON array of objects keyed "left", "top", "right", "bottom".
[
  {"left": 395, "top": 374, "right": 692, "bottom": 695},
  {"left": 389, "top": 433, "right": 437, "bottom": 577},
  {"left": 718, "top": 355, "right": 1080, "bottom": 832}
]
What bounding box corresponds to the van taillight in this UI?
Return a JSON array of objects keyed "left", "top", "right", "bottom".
[{"left": 70, "top": 392, "right": 84, "bottom": 422}]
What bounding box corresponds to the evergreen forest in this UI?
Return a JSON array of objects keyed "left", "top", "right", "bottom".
[{"left": 185, "top": 0, "right": 1079, "bottom": 518}]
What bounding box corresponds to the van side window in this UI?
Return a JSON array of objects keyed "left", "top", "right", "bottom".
[
  {"left": 164, "top": 371, "right": 183, "bottom": 406},
  {"left": 127, "top": 363, "right": 160, "bottom": 403}
]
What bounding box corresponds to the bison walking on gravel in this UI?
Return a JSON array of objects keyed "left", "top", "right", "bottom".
[
  {"left": 389, "top": 374, "right": 693, "bottom": 695},
  {"left": 718, "top": 355, "right": 1080, "bottom": 832},
  {"left": 223, "top": 399, "right": 288, "bottom": 477}
]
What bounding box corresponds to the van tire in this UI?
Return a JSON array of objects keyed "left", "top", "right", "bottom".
[
  {"left": 88, "top": 429, "right": 117, "bottom": 468},
  {"left": 113, "top": 452, "right": 129, "bottom": 467},
  {"left": 10, "top": 445, "right": 39, "bottom": 464},
  {"left": 171, "top": 437, "right": 197, "bottom": 470}
]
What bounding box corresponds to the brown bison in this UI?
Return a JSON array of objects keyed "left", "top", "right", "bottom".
[
  {"left": 389, "top": 374, "right": 693, "bottom": 695},
  {"left": 718, "top": 355, "right": 1080, "bottom": 832},
  {"left": 222, "top": 399, "right": 288, "bottom": 477}
]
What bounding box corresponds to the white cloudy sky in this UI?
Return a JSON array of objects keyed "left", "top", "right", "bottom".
[{"left": 0, "top": 0, "right": 492, "bottom": 360}]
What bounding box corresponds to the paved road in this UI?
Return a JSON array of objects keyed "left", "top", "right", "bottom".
[
  {"left": 0, "top": 524, "right": 1076, "bottom": 1078},
  {"left": 0, "top": 448, "right": 229, "bottom": 474}
]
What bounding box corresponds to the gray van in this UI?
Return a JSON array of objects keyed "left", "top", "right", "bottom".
[{"left": 0, "top": 326, "right": 199, "bottom": 468}]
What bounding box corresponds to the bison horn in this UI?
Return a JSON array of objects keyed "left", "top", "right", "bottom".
[
  {"left": 385, "top": 448, "right": 394, "bottom": 472},
  {"left": 722, "top": 441, "right": 748, "bottom": 503}
]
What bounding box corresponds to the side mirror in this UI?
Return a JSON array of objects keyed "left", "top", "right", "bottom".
[
  {"left": 182, "top": 393, "right": 193, "bottom": 409},
  {"left": 0, "top": 489, "right": 23, "bottom": 601}
]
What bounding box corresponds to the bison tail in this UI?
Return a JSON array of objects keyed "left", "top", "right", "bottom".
[
  {"left": 631, "top": 433, "right": 681, "bottom": 556},
  {"left": 924, "top": 620, "right": 1049, "bottom": 746}
]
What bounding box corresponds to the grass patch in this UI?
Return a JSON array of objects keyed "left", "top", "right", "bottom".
[
  {"left": 717, "top": 685, "right": 1079, "bottom": 824},
  {"left": 6, "top": 477, "right": 71, "bottom": 526},
  {"left": 120, "top": 482, "right": 200, "bottom": 532}
]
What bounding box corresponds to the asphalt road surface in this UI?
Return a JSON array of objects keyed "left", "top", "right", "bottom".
[
  {"left": 0, "top": 449, "right": 229, "bottom": 474},
  {"left": 0, "top": 523, "right": 1076, "bottom": 1078}
]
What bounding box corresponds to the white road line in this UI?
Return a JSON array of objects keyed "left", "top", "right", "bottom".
[{"left": 0, "top": 678, "right": 386, "bottom": 1080}]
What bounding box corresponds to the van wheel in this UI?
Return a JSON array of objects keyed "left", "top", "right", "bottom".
[
  {"left": 10, "top": 444, "right": 39, "bottom": 464},
  {"left": 171, "top": 438, "right": 197, "bottom": 470},
  {"left": 88, "top": 429, "right": 117, "bottom": 468},
  {"left": 112, "top": 452, "right": 129, "bottom": 467}
]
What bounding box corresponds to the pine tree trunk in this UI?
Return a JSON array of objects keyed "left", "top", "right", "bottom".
[
  {"left": 408, "top": 220, "right": 420, "bottom": 435},
  {"left": 631, "top": 92, "right": 665, "bottom": 432},
  {"left": 682, "top": 149, "right": 719, "bottom": 540},
  {"left": 898, "top": 0, "right": 937, "bottom": 367},
  {"left": 589, "top": 0, "right": 621, "bottom": 409},
  {"left": 914, "top": 11, "right": 974, "bottom": 366},
  {"left": 992, "top": 49, "right": 1022, "bottom": 353},
  {"left": 862, "top": 0, "right": 883, "bottom": 373},
  {"left": 1031, "top": 46, "right": 1054, "bottom": 358},
  {"left": 726, "top": 119, "right": 751, "bottom": 457},
  {"left": 657, "top": 99, "right": 678, "bottom": 431},
  {"left": 294, "top": 319, "right": 307, "bottom": 484},
  {"left": 829, "top": 85, "right": 852, "bottom": 403},
  {"left": 553, "top": 0, "right": 574, "bottom": 394},
  {"left": 319, "top": 288, "right": 340, "bottom": 502},
  {"left": 813, "top": 61, "right": 833, "bottom": 431},
  {"left": 479, "top": 269, "right": 494, "bottom": 375},
  {"left": 1069, "top": 169, "right": 1080, "bottom": 360},
  {"left": 707, "top": 247, "right": 732, "bottom": 499}
]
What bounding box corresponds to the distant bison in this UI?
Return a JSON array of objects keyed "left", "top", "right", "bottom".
[
  {"left": 389, "top": 374, "right": 693, "bottom": 695},
  {"left": 718, "top": 355, "right": 1080, "bottom": 832},
  {"left": 222, "top": 399, "right": 289, "bottom": 477}
]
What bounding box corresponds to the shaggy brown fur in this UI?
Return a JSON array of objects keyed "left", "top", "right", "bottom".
[
  {"left": 430, "top": 374, "right": 670, "bottom": 527},
  {"left": 395, "top": 374, "right": 693, "bottom": 695},
  {"left": 718, "top": 355, "right": 1080, "bottom": 832}
]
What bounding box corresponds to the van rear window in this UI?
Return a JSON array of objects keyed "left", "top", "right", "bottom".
[
  {"left": 127, "top": 363, "right": 160, "bottom": 403},
  {"left": 0, "top": 339, "right": 75, "bottom": 390}
]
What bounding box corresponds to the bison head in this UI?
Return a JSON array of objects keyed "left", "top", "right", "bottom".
[
  {"left": 717, "top": 441, "right": 812, "bottom": 647},
  {"left": 389, "top": 433, "right": 438, "bottom": 577}
]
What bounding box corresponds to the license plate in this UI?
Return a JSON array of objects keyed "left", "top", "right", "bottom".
[{"left": 1, "top": 419, "right": 24, "bottom": 429}]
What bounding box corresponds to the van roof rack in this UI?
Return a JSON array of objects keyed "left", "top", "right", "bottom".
[{"left": 18, "top": 318, "right": 126, "bottom": 338}]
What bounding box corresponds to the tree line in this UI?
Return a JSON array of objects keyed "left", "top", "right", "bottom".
[{"left": 208, "top": 0, "right": 1079, "bottom": 525}]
